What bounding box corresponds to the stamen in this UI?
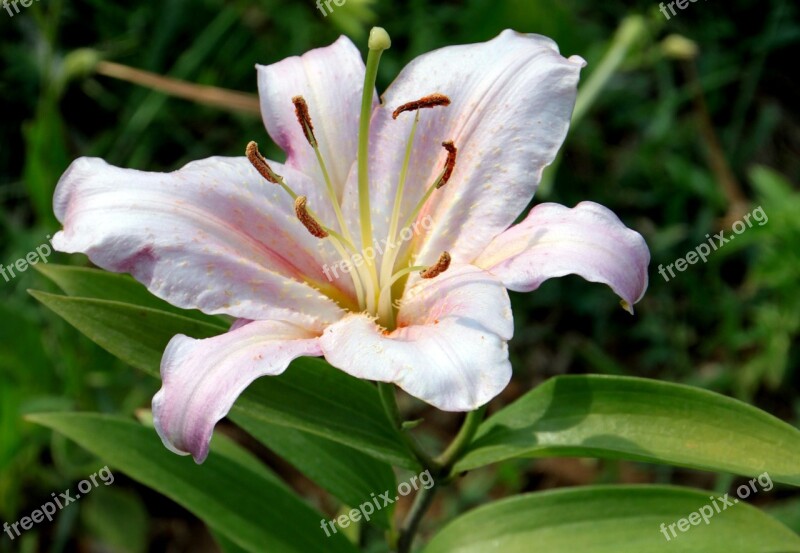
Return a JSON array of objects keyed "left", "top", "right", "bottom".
[
  {"left": 420, "top": 252, "right": 451, "bottom": 279},
  {"left": 289, "top": 95, "right": 375, "bottom": 312},
  {"left": 246, "top": 141, "right": 283, "bottom": 185},
  {"left": 247, "top": 141, "right": 365, "bottom": 310},
  {"left": 379, "top": 111, "right": 420, "bottom": 289},
  {"left": 379, "top": 140, "right": 457, "bottom": 321},
  {"left": 294, "top": 196, "right": 328, "bottom": 239},
  {"left": 397, "top": 140, "right": 458, "bottom": 233},
  {"left": 393, "top": 93, "right": 451, "bottom": 119},
  {"left": 292, "top": 96, "right": 317, "bottom": 147},
  {"left": 436, "top": 141, "right": 457, "bottom": 189}
]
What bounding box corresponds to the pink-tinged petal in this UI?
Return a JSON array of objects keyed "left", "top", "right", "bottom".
[
  {"left": 53, "top": 156, "right": 349, "bottom": 330},
  {"left": 320, "top": 265, "right": 513, "bottom": 411},
  {"left": 257, "top": 36, "right": 375, "bottom": 200},
  {"left": 353, "top": 30, "right": 585, "bottom": 266},
  {"left": 475, "top": 202, "right": 650, "bottom": 311},
  {"left": 153, "top": 321, "right": 322, "bottom": 463},
  {"left": 229, "top": 318, "right": 254, "bottom": 332}
]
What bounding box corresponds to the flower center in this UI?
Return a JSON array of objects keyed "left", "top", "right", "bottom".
[{"left": 246, "top": 28, "right": 457, "bottom": 329}]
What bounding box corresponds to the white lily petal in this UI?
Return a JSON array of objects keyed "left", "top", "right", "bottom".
[
  {"left": 153, "top": 321, "right": 322, "bottom": 463},
  {"left": 349, "top": 30, "right": 585, "bottom": 268},
  {"left": 257, "top": 36, "right": 376, "bottom": 200},
  {"left": 53, "top": 156, "right": 349, "bottom": 329},
  {"left": 475, "top": 201, "right": 650, "bottom": 310},
  {"left": 320, "top": 265, "right": 513, "bottom": 411}
]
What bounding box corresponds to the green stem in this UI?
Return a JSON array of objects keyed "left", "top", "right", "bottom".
[
  {"left": 377, "top": 382, "right": 436, "bottom": 470},
  {"left": 435, "top": 406, "right": 487, "bottom": 474},
  {"left": 396, "top": 482, "right": 437, "bottom": 553},
  {"left": 394, "top": 407, "right": 487, "bottom": 552},
  {"left": 378, "top": 381, "right": 402, "bottom": 426}
]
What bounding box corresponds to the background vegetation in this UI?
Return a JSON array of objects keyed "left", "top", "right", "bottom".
[{"left": 1, "top": 0, "right": 798, "bottom": 551}]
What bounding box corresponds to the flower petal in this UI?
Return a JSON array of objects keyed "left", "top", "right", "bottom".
[
  {"left": 153, "top": 321, "right": 322, "bottom": 463},
  {"left": 320, "top": 265, "right": 513, "bottom": 411},
  {"left": 475, "top": 202, "right": 650, "bottom": 310},
  {"left": 354, "top": 30, "right": 585, "bottom": 267},
  {"left": 53, "top": 156, "right": 349, "bottom": 330},
  {"left": 257, "top": 36, "right": 374, "bottom": 200}
]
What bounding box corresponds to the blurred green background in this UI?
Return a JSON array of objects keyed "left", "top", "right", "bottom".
[{"left": 1, "top": 0, "right": 799, "bottom": 551}]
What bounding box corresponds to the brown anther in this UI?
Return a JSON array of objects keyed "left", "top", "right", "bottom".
[
  {"left": 436, "top": 141, "right": 457, "bottom": 189},
  {"left": 292, "top": 96, "right": 317, "bottom": 147},
  {"left": 420, "top": 251, "right": 451, "bottom": 279},
  {"left": 294, "top": 196, "right": 328, "bottom": 239},
  {"left": 246, "top": 141, "right": 283, "bottom": 184},
  {"left": 392, "top": 93, "right": 451, "bottom": 119}
]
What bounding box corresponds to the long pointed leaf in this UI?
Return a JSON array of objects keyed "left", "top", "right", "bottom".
[
  {"left": 457, "top": 375, "right": 800, "bottom": 486},
  {"left": 422, "top": 485, "right": 800, "bottom": 553},
  {"left": 28, "top": 413, "right": 358, "bottom": 553}
]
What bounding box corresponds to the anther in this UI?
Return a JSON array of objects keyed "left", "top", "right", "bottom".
[
  {"left": 294, "top": 196, "right": 328, "bottom": 239},
  {"left": 246, "top": 141, "right": 283, "bottom": 184},
  {"left": 420, "top": 251, "right": 451, "bottom": 279},
  {"left": 392, "top": 93, "right": 451, "bottom": 120},
  {"left": 436, "top": 141, "right": 457, "bottom": 189},
  {"left": 292, "top": 96, "right": 317, "bottom": 147}
]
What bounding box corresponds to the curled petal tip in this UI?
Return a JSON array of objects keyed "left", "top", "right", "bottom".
[{"left": 153, "top": 322, "right": 322, "bottom": 465}]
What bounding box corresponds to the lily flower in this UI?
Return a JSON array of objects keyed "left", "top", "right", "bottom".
[{"left": 52, "top": 29, "right": 649, "bottom": 463}]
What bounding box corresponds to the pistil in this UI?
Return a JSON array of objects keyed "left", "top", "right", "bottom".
[{"left": 358, "top": 27, "right": 392, "bottom": 312}]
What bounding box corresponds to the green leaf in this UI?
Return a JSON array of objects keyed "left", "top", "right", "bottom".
[
  {"left": 232, "top": 411, "right": 396, "bottom": 529},
  {"left": 31, "top": 287, "right": 417, "bottom": 470},
  {"left": 34, "top": 263, "right": 228, "bottom": 327},
  {"left": 28, "top": 290, "right": 226, "bottom": 378},
  {"left": 213, "top": 531, "right": 252, "bottom": 553},
  {"left": 422, "top": 485, "right": 800, "bottom": 553},
  {"left": 28, "top": 413, "right": 359, "bottom": 553},
  {"left": 457, "top": 375, "right": 800, "bottom": 486},
  {"left": 233, "top": 358, "right": 419, "bottom": 471}
]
